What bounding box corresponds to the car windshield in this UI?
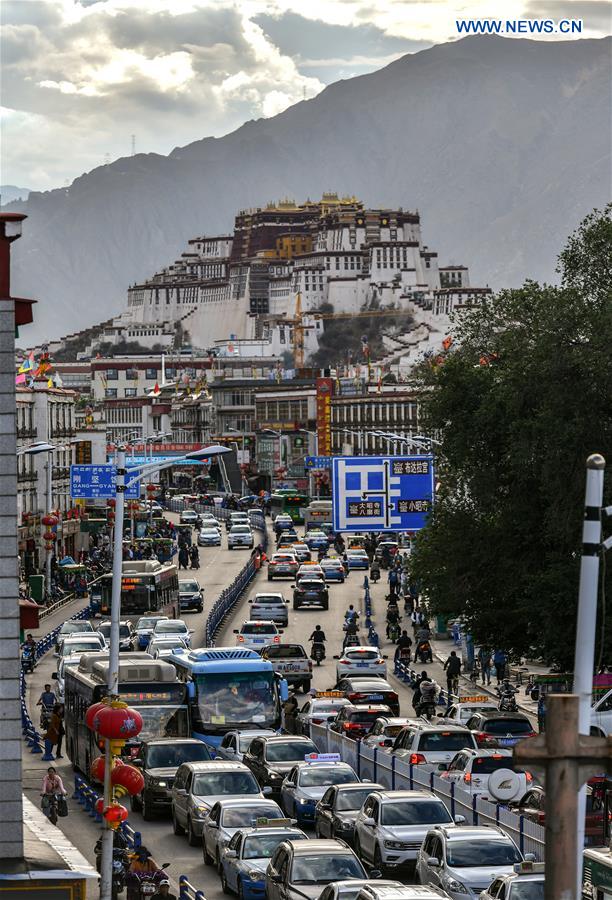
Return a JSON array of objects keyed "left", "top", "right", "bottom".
[
  {"left": 483, "top": 719, "right": 533, "bottom": 735},
  {"left": 137, "top": 617, "right": 164, "bottom": 630},
  {"left": 445, "top": 839, "right": 522, "bottom": 867},
  {"left": 61, "top": 622, "right": 92, "bottom": 634},
  {"left": 242, "top": 833, "right": 306, "bottom": 860},
  {"left": 348, "top": 711, "right": 383, "bottom": 725},
  {"left": 62, "top": 640, "right": 100, "bottom": 655},
  {"left": 346, "top": 650, "right": 379, "bottom": 661},
  {"left": 254, "top": 596, "right": 283, "bottom": 605},
  {"left": 98, "top": 624, "right": 130, "bottom": 638},
  {"left": 136, "top": 705, "right": 190, "bottom": 741},
  {"left": 312, "top": 701, "right": 349, "bottom": 714},
  {"left": 232, "top": 526, "right": 251, "bottom": 533},
  {"left": 291, "top": 854, "right": 364, "bottom": 884},
  {"left": 265, "top": 741, "right": 317, "bottom": 762},
  {"left": 380, "top": 800, "right": 452, "bottom": 826},
  {"left": 510, "top": 885, "right": 545, "bottom": 900},
  {"left": 336, "top": 788, "right": 376, "bottom": 811},
  {"left": 147, "top": 743, "right": 211, "bottom": 767},
  {"left": 265, "top": 646, "right": 305, "bottom": 659},
  {"left": 156, "top": 622, "right": 187, "bottom": 634},
  {"left": 300, "top": 580, "right": 324, "bottom": 589},
  {"left": 418, "top": 733, "right": 475, "bottom": 751},
  {"left": 471, "top": 756, "right": 515, "bottom": 773},
  {"left": 243, "top": 624, "right": 277, "bottom": 635},
  {"left": 194, "top": 671, "right": 277, "bottom": 729},
  {"left": 222, "top": 805, "right": 282, "bottom": 828},
  {"left": 459, "top": 706, "right": 497, "bottom": 720},
  {"left": 180, "top": 582, "right": 199, "bottom": 592},
  {"left": 299, "top": 767, "right": 355, "bottom": 787},
  {"left": 238, "top": 734, "right": 269, "bottom": 752},
  {"left": 192, "top": 771, "right": 260, "bottom": 796}
]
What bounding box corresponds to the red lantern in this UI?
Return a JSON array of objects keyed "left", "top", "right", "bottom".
[
  {"left": 95, "top": 798, "right": 105, "bottom": 816},
  {"left": 93, "top": 705, "right": 143, "bottom": 740},
  {"left": 107, "top": 499, "right": 116, "bottom": 509},
  {"left": 103, "top": 802, "right": 129, "bottom": 829},
  {"left": 146, "top": 483, "right": 157, "bottom": 493},
  {"left": 41, "top": 515, "right": 58, "bottom": 527},
  {"left": 43, "top": 530, "right": 56, "bottom": 542},
  {"left": 111, "top": 763, "right": 144, "bottom": 797},
  {"left": 85, "top": 701, "right": 108, "bottom": 732},
  {"left": 90, "top": 755, "right": 106, "bottom": 783}
]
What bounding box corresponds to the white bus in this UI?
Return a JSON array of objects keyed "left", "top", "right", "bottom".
[{"left": 303, "top": 500, "right": 333, "bottom": 531}]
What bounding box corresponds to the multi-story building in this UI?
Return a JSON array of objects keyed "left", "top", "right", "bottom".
[
  {"left": 91, "top": 354, "right": 211, "bottom": 403},
  {"left": 330, "top": 383, "right": 421, "bottom": 456}
]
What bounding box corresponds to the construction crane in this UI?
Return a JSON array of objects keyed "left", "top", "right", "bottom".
[{"left": 281, "top": 293, "right": 314, "bottom": 369}]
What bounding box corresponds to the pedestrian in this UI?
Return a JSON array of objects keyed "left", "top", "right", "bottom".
[
  {"left": 493, "top": 648, "right": 508, "bottom": 684},
  {"left": 388, "top": 567, "right": 400, "bottom": 598},
  {"left": 52, "top": 703, "right": 65, "bottom": 758},
  {"left": 178, "top": 546, "right": 190, "bottom": 570},
  {"left": 477, "top": 646, "right": 492, "bottom": 685},
  {"left": 443, "top": 651, "right": 462, "bottom": 697},
  {"left": 44, "top": 703, "right": 64, "bottom": 759}
]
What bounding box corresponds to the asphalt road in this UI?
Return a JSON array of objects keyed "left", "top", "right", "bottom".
[{"left": 23, "top": 518, "right": 462, "bottom": 896}]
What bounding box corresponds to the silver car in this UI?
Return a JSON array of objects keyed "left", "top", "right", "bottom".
[
  {"left": 228, "top": 524, "right": 254, "bottom": 549},
  {"left": 249, "top": 592, "right": 289, "bottom": 626},
  {"left": 202, "top": 797, "right": 284, "bottom": 869},
  {"left": 416, "top": 825, "right": 526, "bottom": 899},
  {"left": 353, "top": 790, "right": 460, "bottom": 870},
  {"left": 216, "top": 729, "right": 276, "bottom": 762},
  {"left": 171, "top": 760, "right": 269, "bottom": 846}
]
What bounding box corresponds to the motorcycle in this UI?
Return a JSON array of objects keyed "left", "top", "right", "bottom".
[
  {"left": 127, "top": 863, "right": 171, "bottom": 900},
  {"left": 95, "top": 840, "right": 131, "bottom": 898},
  {"left": 40, "top": 793, "right": 60, "bottom": 826},
  {"left": 40, "top": 703, "right": 54, "bottom": 730},
  {"left": 387, "top": 621, "right": 400, "bottom": 643},
  {"left": 370, "top": 566, "right": 381, "bottom": 583},
  {"left": 416, "top": 640, "right": 433, "bottom": 664},
  {"left": 417, "top": 701, "right": 436, "bottom": 721},
  {"left": 497, "top": 688, "right": 518, "bottom": 712},
  {"left": 311, "top": 642, "right": 325, "bottom": 666},
  {"left": 21, "top": 645, "right": 35, "bottom": 674}
]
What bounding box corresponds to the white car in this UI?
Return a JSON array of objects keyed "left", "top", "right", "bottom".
[
  {"left": 216, "top": 729, "right": 276, "bottom": 762},
  {"left": 228, "top": 525, "right": 254, "bottom": 549},
  {"left": 180, "top": 509, "right": 199, "bottom": 525},
  {"left": 202, "top": 797, "right": 284, "bottom": 869},
  {"left": 296, "top": 695, "right": 352, "bottom": 735},
  {"left": 361, "top": 717, "right": 416, "bottom": 751},
  {"left": 478, "top": 861, "right": 545, "bottom": 899},
  {"left": 441, "top": 695, "right": 499, "bottom": 726},
  {"left": 151, "top": 618, "right": 193, "bottom": 648},
  {"left": 353, "top": 789, "right": 459, "bottom": 870},
  {"left": 440, "top": 749, "right": 532, "bottom": 803},
  {"left": 198, "top": 526, "right": 222, "bottom": 546},
  {"left": 336, "top": 646, "right": 388, "bottom": 680},
  {"left": 591, "top": 687, "right": 612, "bottom": 735},
  {"left": 147, "top": 636, "right": 189, "bottom": 659},
  {"left": 60, "top": 633, "right": 106, "bottom": 658},
  {"left": 234, "top": 621, "right": 282, "bottom": 651},
  {"left": 416, "top": 825, "right": 526, "bottom": 899},
  {"left": 135, "top": 615, "right": 169, "bottom": 650},
  {"left": 54, "top": 619, "right": 95, "bottom": 655},
  {"left": 53, "top": 655, "right": 82, "bottom": 700},
  {"left": 296, "top": 563, "right": 325, "bottom": 582},
  {"left": 391, "top": 723, "right": 478, "bottom": 768}
]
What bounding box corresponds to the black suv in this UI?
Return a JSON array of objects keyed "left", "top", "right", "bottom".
[
  {"left": 335, "top": 677, "right": 400, "bottom": 716},
  {"left": 293, "top": 578, "right": 329, "bottom": 611},
  {"left": 131, "top": 738, "right": 211, "bottom": 819},
  {"left": 242, "top": 734, "right": 318, "bottom": 795},
  {"left": 464, "top": 711, "right": 537, "bottom": 748},
  {"left": 178, "top": 578, "right": 204, "bottom": 613},
  {"left": 329, "top": 704, "right": 392, "bottom": 739},
  {"left": 315, "top": 782, "right": 384, "bottom": 841}
]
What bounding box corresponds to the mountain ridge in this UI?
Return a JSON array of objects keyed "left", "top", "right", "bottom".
[{"left": 8, "top": 34, "right": 611, "bottom": 342}]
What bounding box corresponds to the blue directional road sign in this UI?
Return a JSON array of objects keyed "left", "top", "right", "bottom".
[
  {"left": 70, "top": 465, "right": 141, "bottom": 500},
  {"left": 332, "top": 455, "right": 434, "bottom": 533},
  {"left": 305, "top": 456, "right": 332, "bottom": 469}
]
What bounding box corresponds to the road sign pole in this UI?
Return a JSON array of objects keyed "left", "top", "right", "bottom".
[
  {"left": 573, "top": 452, "right": 605, "bottom": 894},
  {"left": 99, "top": 446, "right": 126, "bottom": 900}
]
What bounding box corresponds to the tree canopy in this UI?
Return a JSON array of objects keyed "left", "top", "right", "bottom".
[{"left": 411, "top": 206, "right": 612, "bottom": 670}]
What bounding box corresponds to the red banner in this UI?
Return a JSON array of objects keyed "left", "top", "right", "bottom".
[{"left": 316, "top": 377, "right": 333, "bottom": 456}]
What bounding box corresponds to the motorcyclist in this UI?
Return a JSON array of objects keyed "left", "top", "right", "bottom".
[
  {"left": 344, "top": 605, "right": 359, "bottom": 625},
  {"left": 369, "top": 560, "right": 381, "bottom": 582},
  {"left": 498, "top": 679, "right": 519, "bottom": 706},
  {"left": 417, "top": 676, "right": 439, "bottom": 717},
  {"left": 380, "top": 547, "right": 392, "bottom": 569},
  {"left": 23, "top": 633, "right": 36, "bottom": 652},
  {"left": 394, "top": 630, "right": 413, "bottom": 662},
  {"left": 309, "top": 625, "right": 326, "bottom": 660},
  {"left": 386, "top": 604, "right": 401, "bottom": 639},
  {"left": 128, "top": 847, "right": 158, "bottom": 876},
  {"left": 37, "top": 684, "right": 57, "bottom": 723}
]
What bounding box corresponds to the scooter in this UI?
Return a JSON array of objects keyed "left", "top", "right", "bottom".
[
  {"left": 416, "top": 640, "right": 433, "bottom": 664},
  {"left": 387, "top": 621, "right": 400, "bottom": 643},
  {"left": 21, "top": 645, "right": 35, "bottom": 674},
  {"left": 127, "top": 864, "right": 171, "bottom": 900},
  {"left": 497, "top": 688, "right": 518, "bottom": 712},
  {"left": 311, "top": 643, "right": 325, "bottom": 666}
]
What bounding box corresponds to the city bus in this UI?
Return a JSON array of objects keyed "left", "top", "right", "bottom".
[
  {"left": 270, "top": 490, "right": 310, "bottom": 525},
  {"left": 303, "top": 499, "right": 333, "bottom": 531},
  {"left": 64, "top": 653, "right": 190, "bottom": 773},
  {"left": 95, "top": 559, "right": 179, "bottom": 618},
  {"left": 583, "top": 845, "right": 612, "bottom": 899},
  {"left": 168, "top": 646, "right": 289, "bottom": 752}
]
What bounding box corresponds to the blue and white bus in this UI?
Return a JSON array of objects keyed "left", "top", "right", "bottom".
[{"left": 169, "top": 647, "right": 288, "bottom": 751}]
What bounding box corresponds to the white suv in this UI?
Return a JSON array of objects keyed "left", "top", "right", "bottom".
[
  {"left": 416, "top": 825, "right": 527, "bottom": 899},
  {"left": 336, "top": 646, "right": 388, "bottom": 680},
  {"left": 391, "top": 724, "right": 478, "bottom": 768},
  {"left": 353, "top": 789, "right": 460, "bottom": 871},
  {"left": 233, "top": 620, "right": 282, "bottom": 651},
  {"left": 228, "top": 525, "right": 254, "bottom": 549},
  {"left": 440, "top": 749, "right": 532, "bottom": 803}
]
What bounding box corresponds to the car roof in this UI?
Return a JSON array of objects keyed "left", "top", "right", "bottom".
[
  {"left": 289, "top": 839, "right": 352, "bottom": 855},
  {"left": 240, "top": 827, "right": 305, "bottom": 840},
  {"left": 440, "top": 825, "right": 508, "bottom": 840},
  {"left": 227, "top": 729, "right": 276, "bottom": 737},
  {"left": 472, "top": 711, "right": 531, "bottom": 721},
  {"left": 255, "top": 592, "right": 284, "bottom": 599},
  {"left": 336, "top": 782, "right": 384, "bottom": 792},
  {"left": 343, "top": 678, "right": 392, "bottom": 688},
  {"left": 145, "top": 737, "right": 205, "bottom": 746},
  {"left": 376, "top": 790, "right": 444, "bottom": 803},
  {"left": 412, "top": 723, "right": 472, "bottom": 733},
  {"left": 347, "top": 704, "right": 393, "bottom": 713},
  {"left": 344, "top": 646, "right": 381, "bottom": 654},
  {"left": 216, "top": 797, "right": 278, "bottom": 808},
  {"left": 183, "top": 760, "right": 250, "bottom": 772},
  {"left": 261, "top": 735, "right": 313, "bottom": 744},
  {"left": 459, "top": 748, "right": 513, "bottom": 758},
  {"left": 242, "top": 620, "right": 278, "bottom": 628}
]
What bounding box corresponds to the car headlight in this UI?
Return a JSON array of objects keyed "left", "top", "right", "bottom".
[
  {"left": 297, "top": 798, "right": 312, "bottom": 805},
  {"left": 193, "top": 804, "right": 210, "bottom": 818},
  {"left": 443, "top": 877, "right": 468, "bottom": 894},
  {"left": 335, "top": 820, "right": 351, "bottom": 830},
  {"left": 150, "top": 779, "right": 167, "bottom": 787},
  {"left": 248, "top": 871, "right": 263, "bottom": 881},
  {"left": 383, "top": 840, "right": 409, "bottom": 850}
]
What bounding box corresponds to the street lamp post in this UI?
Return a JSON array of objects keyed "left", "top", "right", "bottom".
[
  {"left": 98, "top": 444, "right": 231, "bottom": 900},
  {"left": 262, "top": 429, "right": 289, "bottom": 487},
  {"left": 339, "top": 428, "right": 364, "bottom": 454}
]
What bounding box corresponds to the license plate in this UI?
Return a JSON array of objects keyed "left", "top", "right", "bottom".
[
  {"left": 370, "top": 694, "right": 383, "bottom": 700},
  {"left": 355, "top": 663, "right": 368, "bottom": 667},
  {"left": 498, "top": 738, "right": 516, "bottom": 745},
  {"left": 253, "top": 638, "right": 264, "bottom": 643}
]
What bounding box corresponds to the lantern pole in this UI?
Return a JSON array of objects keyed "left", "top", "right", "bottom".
[{"left": 99, "top": 445, "right": 126, "bottom": 900}]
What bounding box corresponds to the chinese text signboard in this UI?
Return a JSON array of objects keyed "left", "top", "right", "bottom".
[
  {"left": 332, "top": 455, "right": 434, "bottom": 533},
  {"left": 316, "top": 377, "right": 333, "bottom": 456},
  {"left": 70, "top": 465, "right": 140, "bottom": 500}
]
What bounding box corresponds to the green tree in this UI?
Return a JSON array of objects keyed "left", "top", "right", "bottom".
[{"left": 411, "top": 206, "right": 612, "bottom": 670}]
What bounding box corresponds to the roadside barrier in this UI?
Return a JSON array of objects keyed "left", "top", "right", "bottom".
[
  {"left": 179, "top": 875, "right": 207, "bottom": 900},
  {"left": 204, "top": 522, "right": 268, "bottom": 645}
]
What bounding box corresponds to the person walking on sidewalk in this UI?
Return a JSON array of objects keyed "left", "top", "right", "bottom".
[
  {"left": 493, "top": 648, "right": 508, "bottom": 684},
  {"left": 477, "top": 646, "right": 492, "bottom": 685}
]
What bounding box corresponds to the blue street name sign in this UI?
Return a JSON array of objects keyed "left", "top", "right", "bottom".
[
  {"left": 305, "top": 456, "right": 332, "bottom": 469},
  {"left": 70, "top": 465, "right": 141, "bottom": 500},
  {"left": 332, "top": 455, "right": 435, "bottom": 533}
]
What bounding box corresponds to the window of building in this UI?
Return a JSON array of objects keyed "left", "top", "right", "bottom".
[
  {"left": 125, "top": 369, "right": 138, "bottom": 381},
  {"left": 106, "top": 369, "right": 118, "bottom": 380},
  {"left": 145, "top": 368, "right": 157, "bottom": 379},
  {"left": 124, "top": 388, "right": 138, "bottom": 398},
  {"left": 105, "top": 389, "right": 118, "bottom": 398},
  {"left": 277, "top": 401, "right": 289, "bottom": 421}
]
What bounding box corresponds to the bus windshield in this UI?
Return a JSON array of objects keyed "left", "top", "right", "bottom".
[
  {"left": 135, "top": 705, "right": 190, "bottom": 740},
  {"left": 193, "top": 671, "right": 277, "bottom": 729}
]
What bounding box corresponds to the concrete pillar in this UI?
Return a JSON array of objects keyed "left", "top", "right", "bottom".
[{"left": 0, "top": 299, "right": 23, "bottom": 859}]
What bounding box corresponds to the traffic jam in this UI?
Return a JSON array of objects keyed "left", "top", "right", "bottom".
[{"left": 33, "top": 498, "right": 547, "bottom": 900}]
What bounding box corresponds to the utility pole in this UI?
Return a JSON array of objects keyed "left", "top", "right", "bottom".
[
  {"left": 99, "top": 446, "right": 126, "bottom": 900},
  {"left": 573, "top": 452, "right": 605, "bottom": 889},
  {"left": 514, "top": 694, "right": 612, "bottom": 900}
]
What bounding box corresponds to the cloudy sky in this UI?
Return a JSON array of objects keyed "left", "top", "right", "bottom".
[{"left": 2, "top": 0, "right": 610, "bottom": 192}]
